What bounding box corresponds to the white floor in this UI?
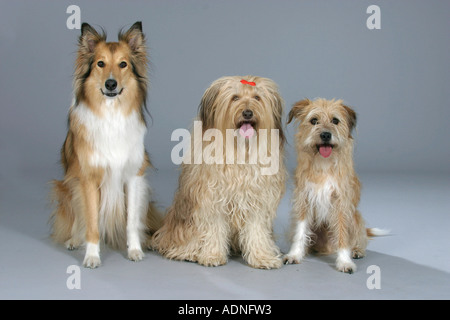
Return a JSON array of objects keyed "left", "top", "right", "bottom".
[{"left": 0, "top": 167, "right": 449, "bottom": 300}]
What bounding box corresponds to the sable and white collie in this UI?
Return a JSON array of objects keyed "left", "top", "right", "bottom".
[{"left": 50, "top": 22, "right": 161, "bottom": 268}]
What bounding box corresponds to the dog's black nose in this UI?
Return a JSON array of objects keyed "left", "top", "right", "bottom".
[
  {"left": 242, "top": 109, "right": 253, "bottom": 120},
  {"left": 320, "top": 132, "right": 332, "bottom": 142},
  {"left": 105, "top": 79, "right": 117, "bottom": 91}
]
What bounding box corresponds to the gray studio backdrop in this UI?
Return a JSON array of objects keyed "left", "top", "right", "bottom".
[
  {"left": 1, "top": 0, "right": 450, "bottom": 300},
  {"left": 1, "top": 0, "right": 449, "bottom": 178}
]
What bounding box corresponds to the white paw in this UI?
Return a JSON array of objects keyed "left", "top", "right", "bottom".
[
  {"left": 128, "top": 248, "right": 145, "bottom": 262},
  {"left": 282, "top": 254, "right": 303, "bottom": 265},
  {"left": 336, "top": 248, "right": 356, "bottom": 273},
  {"left": 83, "top": 242, "right": 101, "bottom": 268},
  {"left": 336, "top": 259, "right": 356, "bottom": 274},
  {"left": 83, "top": 255, "right": 101, "bottom": 269}
]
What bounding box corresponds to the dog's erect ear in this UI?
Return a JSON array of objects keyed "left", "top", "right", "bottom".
[
  {"left": 198, "top": 81, "right": 222, "bottom": 131},
  {"left": 74, "top": 23, "right": 106, "bottom": 105},
  {"left": 119, "top": 21, "right": 145, "bottom": 53},
  {"left": 288, "top": 99, "right": 310, "bottom": 124},
  {"left": 118, "top": 22, "right": 148, "bottom": 109},
  {"left": 79, "top": 23, "right": 105, "bottom": 53},
  {"left": 342, "top": 104, "right": 357, "bottom": 132}
]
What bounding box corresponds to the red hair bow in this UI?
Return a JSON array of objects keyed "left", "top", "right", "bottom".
[{"left": 240, "top": 79, "right": 256, "bottom": 86}]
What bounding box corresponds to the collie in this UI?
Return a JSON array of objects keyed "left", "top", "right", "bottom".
[{"left": 50, "top": 22, "right": 161, "bottom": 268}]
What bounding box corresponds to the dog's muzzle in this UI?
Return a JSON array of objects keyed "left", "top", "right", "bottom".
[
  {"left": 317, "top": 131, "right": 333, "bottom": 158},
  {"left": 101, "top": 79, "right": 123, "bottom": 97},
  {"left": 237, "top": 109, "right": 257, "bottom": 138}
]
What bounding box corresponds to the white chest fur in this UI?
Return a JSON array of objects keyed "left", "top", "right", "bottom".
[
  {"left": 305, "top": 176, "right": 337, "bottom": 224},
  {"left": 73, "top": 102, "right": 146, "bottom": 174}
]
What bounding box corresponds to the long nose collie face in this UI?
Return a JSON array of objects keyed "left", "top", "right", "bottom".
[{"left": 74, "top": 22, "right": 148, "bottom": 112}]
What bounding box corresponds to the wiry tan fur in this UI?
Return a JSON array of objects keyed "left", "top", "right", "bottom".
[
  {"left": 284, "top": 98, "right": 378, "bottom": 273},
  {"left": 151, "top": 76, "right": 287, "bottom": 269},
  {"left": 50, "top": 22, "right": 161, "bottom": 268}
]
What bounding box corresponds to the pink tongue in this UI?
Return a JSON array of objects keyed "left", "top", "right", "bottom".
[
  {"left": 319, "top": 145, "right": 332, "bottom": 158},
  {"left": 239, "top": 123, "right": 254, "bottom": 138}
]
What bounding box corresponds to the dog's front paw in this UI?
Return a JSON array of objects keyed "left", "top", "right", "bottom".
[
  {"left": 282, "top": 254, "right": 303, "bottom": 265},
  {"left": 83, "top": 243, "right": 101, "bottom": 268},
  {"left": 336, "top": 249, "right": 357, "bottom": 273},
  {"left": 336, "top": 260, "right": 356, "bottom": 274},
  {"left": 248, "top": 255, "right": 282, "bottom": 270},
  {"left": 197, "top": 254, "right": 228, "bottom": 267},
  {"left": 128, "top": 248, "right": 145, "bottom": 262},
  {"left": 83, "top": 255, "right": 101, "bottom": 269}
]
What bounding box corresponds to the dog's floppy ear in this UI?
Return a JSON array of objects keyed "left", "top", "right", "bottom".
[
  {"left": 288, "top": 99, "right": 310, "bottom": 124},
  {"left": 119, "top": 21, "right": 145, "bottom": 53},
  {"left": 342, "top": 104, "right": 357, "bottom": 132},
  {"left": 273, "top": 91, "right": 286, "bottom": 145},
  {"left": 198, "top": 81, "right": 222, "bottom": 131},
  {"left": 79, "top": 23, "right": 105, "bottom": 53}
]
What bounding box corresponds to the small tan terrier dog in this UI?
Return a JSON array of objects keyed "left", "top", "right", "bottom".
[{"left": 283, "top": 98, "right": 386, "bottom": 273}]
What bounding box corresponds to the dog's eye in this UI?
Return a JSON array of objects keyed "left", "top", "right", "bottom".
[
  {"left": 254, "top": 95, "right": 261, "bottom": 101},
  {"left": 310, "top": 118, "right": 318, "bottom": 125},
  {"left": 119, "top": 61, "right": 127, "bottom": 69},
  {"left": 232, "top": 95, "right": 239, "bottom": 101},
  {"left": 332, "top": 118, "right": 340, "bottom": 125},
  {"left": 97, "top": 61, "right": 105, "bottom": 68}
]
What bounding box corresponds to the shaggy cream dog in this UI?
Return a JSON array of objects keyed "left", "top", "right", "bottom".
[{"left": 151, "top": 76, "right": 286, "bottom": 269}]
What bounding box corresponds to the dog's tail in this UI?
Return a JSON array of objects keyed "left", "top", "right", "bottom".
[{"left": 367, "top": 228, "right": 390, "bottom": 237}]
